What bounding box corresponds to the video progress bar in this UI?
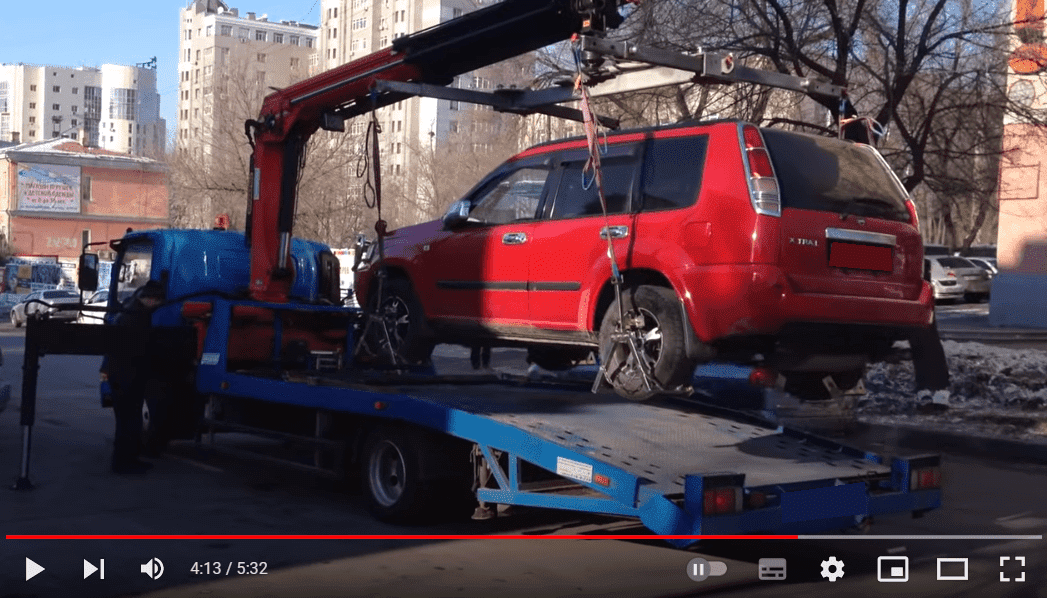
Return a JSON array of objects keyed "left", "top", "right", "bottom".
[{"left": 8, "top": 534, "right": 1042, "bottom": 541}]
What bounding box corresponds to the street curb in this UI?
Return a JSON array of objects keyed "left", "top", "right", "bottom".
[
  {"left": 857, "top": 422, "right": 1047, "bottom": 464},
  {"left": 937, "top": 328, "right": 1047, "bottom": 341}
]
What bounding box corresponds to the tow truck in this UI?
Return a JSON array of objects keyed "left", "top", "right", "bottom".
[{"left": 14, "top": 0, "right": 942, "bottom": 544}]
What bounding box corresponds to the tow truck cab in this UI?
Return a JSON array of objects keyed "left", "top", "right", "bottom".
[
  {"left": 104, "top": 229, "right": 342, "bottom": 326},
  {"left": 94, "top": 228, "right": 342, "bottom": 420}
]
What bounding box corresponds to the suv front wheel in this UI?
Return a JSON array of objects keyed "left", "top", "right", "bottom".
[
  {"left": 598, "top": 286, "right": 697, "bottom": 401},
  {"left": 364, "top": 278, "right": 435, "bottom": 365}
]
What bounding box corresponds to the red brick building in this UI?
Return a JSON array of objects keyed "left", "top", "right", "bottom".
[{"left": 0, "top": 138, "right": 168, "bottom": 259}]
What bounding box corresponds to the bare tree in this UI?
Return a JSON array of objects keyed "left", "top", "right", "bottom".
[{"left": 167, "top": 55, "right": 370, "bottom": 247}]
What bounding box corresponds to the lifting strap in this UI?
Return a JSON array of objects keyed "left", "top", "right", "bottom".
[
  {"left": 352, "top": 93, "right": 400, "bottom": 364},
  {"left": 571, "top": 35, "right": 659, "bottom": 395}
]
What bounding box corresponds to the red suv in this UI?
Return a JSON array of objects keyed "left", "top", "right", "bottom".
[{"left": 355, "top": 121, "right": 934, "bottom": 400}]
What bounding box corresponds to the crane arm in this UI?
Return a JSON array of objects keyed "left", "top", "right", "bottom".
[{"left": 246, "top": 0, "right": 628, "bottom": 302}]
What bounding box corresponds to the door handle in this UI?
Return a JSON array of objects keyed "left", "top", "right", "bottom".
[
  {"left": 502, "top": 232, "right": 527, "bottom": 245},
  {"left": 600, "top": 226, "right": 629, "bottom": 240}
]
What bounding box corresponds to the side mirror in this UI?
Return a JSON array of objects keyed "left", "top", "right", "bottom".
[
  {"left": 442, "top": 199, "right": 472, "bottom": 229},
  {"left": 79, "top": 253, "right": 99, "bottom": 292}
]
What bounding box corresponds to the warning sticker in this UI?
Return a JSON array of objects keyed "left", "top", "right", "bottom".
[{"left": 556, "top": 456, "right": 593, "bottom": 483}]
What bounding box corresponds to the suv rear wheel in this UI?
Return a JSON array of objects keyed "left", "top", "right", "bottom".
[
  {"left": 598, "top": 286, "right": 696, "bottom": 401},
  {"left": 364, "top": 278, "right": 435, "bottom": 365}
]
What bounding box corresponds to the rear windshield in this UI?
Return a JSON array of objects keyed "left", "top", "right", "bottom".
[
  {"left": 936, "top": 257, "right": 976, "bottom": 269},
  {"left": 762, "top": 130, "right": 910, "bottom": 222}
]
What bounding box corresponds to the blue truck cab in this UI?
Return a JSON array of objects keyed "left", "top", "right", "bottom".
[
  {"left": 98, "top": 229, "right": 342, "bottom": 425},
  {"left": 105, "top": 229, "right": 341, "bottom": 324}
]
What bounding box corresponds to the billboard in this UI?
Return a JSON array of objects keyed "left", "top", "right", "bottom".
[{"left": 17, "top": 163, "right": 81, "bottom": 213}]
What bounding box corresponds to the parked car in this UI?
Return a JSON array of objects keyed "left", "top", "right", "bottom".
[
  {"left": 77, "top": 289, "right": 134, "bottom": 324},
  {"left": 931, "top": 256, "right": 991, "bottom": 302},
  {"left": 924, "top": 257, "right": 966, "bottom": 303},
  {"left": 355, "top": 121, "right": 934, "bottom": 400},
  {"left": 966, "top": 257, "right": 998, "bottom": 276},
  {"left": 10, "top": 289, "right": 81, "bottom": 327}
]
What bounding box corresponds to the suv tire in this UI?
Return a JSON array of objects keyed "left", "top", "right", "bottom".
[
  {"left": 598, "top": 286, "right": 696, "bottom": 401},
  {"left": 365, "top": 278, "right": 435, "bottom": 365}
]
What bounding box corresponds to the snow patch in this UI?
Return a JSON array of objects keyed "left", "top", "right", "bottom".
[{"left": 861, "top": 341, "right": 1047, "bottom": 443}]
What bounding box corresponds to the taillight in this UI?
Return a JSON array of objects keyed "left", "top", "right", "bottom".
[
  {"left": 905, "top": 198, "right": 920, "bottom": 228},
  {"left": 703, "top": 487, "right": 742, "bottom": 515},
  {"left": 740, "top": 125, "right": 781, "bottom": 217},
  {"left": 748, "top": 367, "right": 781, "bottom": 388},
  {"left": 910, "top": 466, "right": 941, "bottom": 491}
]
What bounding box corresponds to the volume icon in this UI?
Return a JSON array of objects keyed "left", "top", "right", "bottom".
[{"left": 140, "top": 558, "right": 164, "bottom": 580}]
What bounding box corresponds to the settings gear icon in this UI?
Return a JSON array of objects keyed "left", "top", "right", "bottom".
[{"left": 820, "top": 556, "right": 845, "bottom": 582}]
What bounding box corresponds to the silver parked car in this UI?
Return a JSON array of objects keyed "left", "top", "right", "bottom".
[
  {"left": 9, "top": 289, "right": 81, "bottom": 327},
  {"left": 966, "top": 257, "right": 998, "bottom": 276},
  {"left": 77, "top": 289, "right": 133, "bottom": 324},
  {"left": 927, "top": 256, "right": 991, "bottom": 303},
  {"left": 924, "top": 257, "right": 965, "bottom": 303}
]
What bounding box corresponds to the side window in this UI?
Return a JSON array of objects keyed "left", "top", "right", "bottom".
[
  {"left": 549, "top": 157, "right": 637, "bottom": 220},
  {"left": 468, "top": 167, "right": 549, "bottom": 225},
  {"left": 641, "top": 135, "right": 708, "bottom": 211}
]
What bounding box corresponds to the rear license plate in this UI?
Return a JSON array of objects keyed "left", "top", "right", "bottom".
[{"left": 829, "top": 241, "right": 893, "bottom": 272}]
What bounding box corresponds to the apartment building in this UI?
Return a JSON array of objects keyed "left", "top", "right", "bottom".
[
  {"left": 0, "top": 62, "right": 166, "bottom": 158},
  {"left": 177, "top": 0, "right": 319, "bottom": 151}
]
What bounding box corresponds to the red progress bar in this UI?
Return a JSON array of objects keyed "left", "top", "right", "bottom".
[{"left": 7, "top": 535, "right": 799, "bottom": 540}]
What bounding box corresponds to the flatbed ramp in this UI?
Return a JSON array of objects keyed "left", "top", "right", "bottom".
[{"left": 208, "top": 368, "right": 941, "bottom": 545}]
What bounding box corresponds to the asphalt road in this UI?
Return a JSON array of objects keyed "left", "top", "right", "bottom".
[{"left": 0, "top": 318, "right": 1044, "bottom": 598}]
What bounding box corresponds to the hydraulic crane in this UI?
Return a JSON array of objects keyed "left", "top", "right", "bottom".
[{"left": 244, "top": 0, "right": 629, "bottom": 303}]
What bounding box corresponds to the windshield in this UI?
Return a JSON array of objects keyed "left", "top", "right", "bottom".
[
  {"left": 117, "top": 240, "right": 154, "bottom": 296},
  {"left": 42, "top": 290, "right": 78, "bottom": 299},
  {"left": 937, "top": 257, "right": 976, "bottom": 269},
  {"left": 762, "top": 129, "right": 911, "bottom": 222}
]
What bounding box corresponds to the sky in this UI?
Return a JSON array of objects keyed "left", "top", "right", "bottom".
[{"left": 0, "top": 0, "right": 322, "bottom": 147}]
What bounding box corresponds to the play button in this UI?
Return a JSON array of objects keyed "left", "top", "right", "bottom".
[{"left": 25, "top": 557, "right": 45, "bottom": 581}]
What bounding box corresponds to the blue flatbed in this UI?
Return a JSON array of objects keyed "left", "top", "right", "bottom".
[{"left": 193, "top": 299, "right": 941, "bottom": 546}]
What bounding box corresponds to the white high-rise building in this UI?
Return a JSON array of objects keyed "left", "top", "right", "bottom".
[
  {"left": 0, "top": 62, "right": 166, "bottom": 158},
  {"left": 177, "top": 0, "right": 320, "bottom": 152}
]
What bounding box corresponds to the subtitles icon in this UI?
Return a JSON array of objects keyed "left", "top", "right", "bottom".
[
  {"left": 758, "top": 558, "right": 787, "bottom": 580},
  {"left": 877, "top": 556, "right": 908, "bottom": 582},
  {"left": 937, "top": 558, "right": 968, "bottom": 581}
]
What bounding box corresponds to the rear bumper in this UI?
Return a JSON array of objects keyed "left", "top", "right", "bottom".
[{"left": 684, "top": 265, "right": 934, "bottom": 342}]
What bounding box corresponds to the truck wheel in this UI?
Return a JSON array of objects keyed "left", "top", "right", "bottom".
[
  {"left": 360, "top": 426, "right": 474, "bottom": 524},
  {"left": 598, "top": 286, "right": 695, "bottom": 401},
  {"left": 366, "top": 279, "right": 434, "bottom": 364},
  {"left": 526, "top": 347, "right": 591, "bottom": 371},
  {"left": 141, "top": 379, "right": 172, "bottom": 456}
]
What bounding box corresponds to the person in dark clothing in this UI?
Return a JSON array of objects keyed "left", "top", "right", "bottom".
[{"left": 107, "top": 280, "right": 164, "bottom": 474}]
